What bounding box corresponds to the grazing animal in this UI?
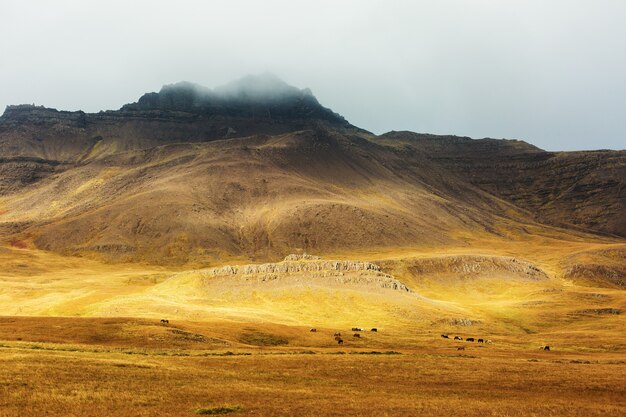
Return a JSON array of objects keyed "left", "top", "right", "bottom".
[
  {"left": 310, "top": 328, "right": 317, "bottom": 332},
  {"left": 353, "top": 333, "right": 361, "bottom": 338},
  {"left": 457, "top": 347, "right": 465, "bottom": 351},
  {"left": 371, "top": 328, "right": 378, "bottom": 332},
  {"left": 454, "top": 336, "right": 463, "bottom": 340},
  {"left": 477, "top": 338, "right": 484, "bottom": 343},
  {"left": 334, "top": 332, "right": 342, "bottom": 337},
  {"left": 466, "top": 337, "right": 475, "bottom": 342},
  {"left": 352, "top": 327, "right": 364, "bottom": 332},
  {"left": 160, "top": 319, "right": 169, "bottom": 324},
  {"left": 441, "top": 334, "right": 449, "bottom": 339},
  {"left": 337, "top": 338, "right": 344, "bottom": 345},
  {"left": 334, "top": 336, "right": 342, "bottom": 341},
  {"left": 541, "top": 345, "right": 550, "bottom": 351},
  {"left": 486, "top": 339, "right": 492, "bottom": 344}
]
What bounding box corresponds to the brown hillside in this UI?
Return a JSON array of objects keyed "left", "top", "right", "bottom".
[
  {"left": 0, "top": 79, "right": 623, "bottom": 266},
  {"left": 375, "top": 131, "right": 626, "bottom": 237},
  {"left": 0, "top": 127, "right": 538, "bottom": 265}
]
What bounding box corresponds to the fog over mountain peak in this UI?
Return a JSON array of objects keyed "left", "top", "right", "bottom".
[
  {"left": 118, "top": 74, "right": 346, "bottom": 126},
  {"left": 213, "top": 73, "right": 312, "bottom": 101}
]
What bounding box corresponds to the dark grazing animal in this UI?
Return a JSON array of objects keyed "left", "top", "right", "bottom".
[
  {"left": 352, "top": 327, "right": 363, "bottom": 332},
  {"left": 353, "top": 333, "right": 361, "bottom": 338},
  {"left": 466, "top": 337, "right": 475, "bottom": 342},
  {"left": 441, "top": 334, "right": 449, "bottom": 339},
  {"left": 477, "top": 338, "right": 484, "bottom": 343},
  {"left": 454, "top": 336, "right": 463, "bottom": 340},
  {"left": 334, "top": 336, "right": 342, "bottom": 341},
  {"left": 542, "top": 345, "right": 550, "bottom": 351},
  {"left": 160, "top": 319, "right": 169, "bottom": 324},
  {"left": 337, "top": 338, "right": 344, "bottom": 345},
  {"left": 310, "top": 328, "right": 317, "bottom": 332},
  {"left": 371, "top": 328, "right": 378, "bottom": 332},
  {"left": 334, "top": 332, "right": 342, "bottom": 337}
]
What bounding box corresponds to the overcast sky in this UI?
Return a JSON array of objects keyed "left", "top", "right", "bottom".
[{"left": 1, "top": 1, "right": 625, "bottom": 151}]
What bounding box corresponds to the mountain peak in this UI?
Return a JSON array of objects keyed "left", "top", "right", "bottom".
[
  {"left": 213, "top": 73, "right": 311, "bottom": 102},
  {"left": 122, "top": 74, "right": 348, "bottom": 126}
]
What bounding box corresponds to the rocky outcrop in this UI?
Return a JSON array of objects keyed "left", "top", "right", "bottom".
[
  {"left": 201, "top": 256, "right": 412, "bottom": 292},
  {"left": 569, "top": 308, "right": 621, "bottom": 316},
  {"left": 403, "top": 255, "right": 548, "bottom": 280},
  {"left": 439, "top": 318, "right": 482, "bottom": 326},
  {"left": 205, "top": 259, "right": 381, "bottom": 276},
  {"left": 283, "top": 253, "right": 321, "bottom": 261}
]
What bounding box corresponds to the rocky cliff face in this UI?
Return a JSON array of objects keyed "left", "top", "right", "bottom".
[
  {"left": 123, "top": 74, "right": 349, "bottom": 126},
  {"left": 201, "top": 255, "right": 412, "bottom": 292},
  {"left": 0, "top": 75, "right": 355, "bottom": 163}
]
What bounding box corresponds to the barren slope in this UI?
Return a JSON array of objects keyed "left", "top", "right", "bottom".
[
  {"left": 374, "top": 131, "right": 626, "bottom": 237},
  {"left": 1, "top": 125, "right": 550, "bottom": 265}
]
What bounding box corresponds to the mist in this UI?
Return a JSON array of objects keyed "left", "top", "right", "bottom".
[{"left": 1, "top": 0, "right": 625, "bottom": 151}]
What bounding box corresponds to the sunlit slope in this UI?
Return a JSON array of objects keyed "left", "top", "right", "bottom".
[
  {"left": 1, "top": 238, "right": 623, "bottom": 346},
  {"left": 0, "top": 128, "right": 545, "bottom": 265}
]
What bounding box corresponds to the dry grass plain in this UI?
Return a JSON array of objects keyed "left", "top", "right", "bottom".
[
  {"left": 1, "top": 343, "right": 625, "bottom": 417},
  {"left": 1, "top": 235, "right": 625, "bottom": 416}
]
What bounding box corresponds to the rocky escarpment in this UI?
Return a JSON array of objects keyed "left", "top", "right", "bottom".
[
  {"left": 380, "top": 255, "right": 549, "bottom": 283},
  {"left": 123, "top": 75, "right": 350, "bottom": 127},
  {"left": 0, "top": 75, "right": 356, "bottom": 163},
  {"left": 201, "top": 255, "right": 412, "bottom": 292}
]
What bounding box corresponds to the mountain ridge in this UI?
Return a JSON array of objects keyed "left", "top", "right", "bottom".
[{"left": 0, "top": 76, "right": 624, "bottom": 266}]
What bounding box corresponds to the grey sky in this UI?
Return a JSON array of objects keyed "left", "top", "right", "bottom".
[{"left": 1, "top": 1, "right": 625, "bottom": 151}]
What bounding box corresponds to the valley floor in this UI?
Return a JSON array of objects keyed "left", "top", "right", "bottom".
[
  {"left": 0, "top": 319, "right": 624, "bottom": 417},
  {"left": 0, "top": 236, "right": 625, "bottom": 416}
]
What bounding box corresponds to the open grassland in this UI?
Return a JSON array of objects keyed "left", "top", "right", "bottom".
[
  {"left": 0, "top": 334, "right": 624, "bottom": 417},
  {"left": 0, "top": 235, "right": 625, "bottom": 416}
]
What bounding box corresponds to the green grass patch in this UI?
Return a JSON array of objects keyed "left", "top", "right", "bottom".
[
  {"left": 239, "top": 331, "right": 288, "bottom": 346},
  {"left": 194, "top": 405, "right": 242, "bottom": 415}
]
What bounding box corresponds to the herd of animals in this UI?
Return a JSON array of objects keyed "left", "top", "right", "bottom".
[
  {"left": 441, "top": 333, "right": 492, "bottom": 351},
  {"left": 309, "top": 327, "right": 377, "bottom": 345},
  {"left": 440, "top": 333, "right": 551, "bottom": 351},
  {"left": 158, "top": 320, "right": 551, "bottom": 350}
]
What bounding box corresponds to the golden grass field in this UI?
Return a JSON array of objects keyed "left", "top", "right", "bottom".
[{"left": 1, "top": 232, "right": 625, "bottom": 416}]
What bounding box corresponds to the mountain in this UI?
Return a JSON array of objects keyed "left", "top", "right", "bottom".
[
  {"left": 0, "top": 74, "right": 354, "bottom": 164},
  {"left": 123, "top": 73, "right": 350, "bottom": 126},
  {"left": 373, "top": 131, "right": 626, "bottom": 238},
  {"left": 0, "top": 75, "right": 624, "bottom": 266}
]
